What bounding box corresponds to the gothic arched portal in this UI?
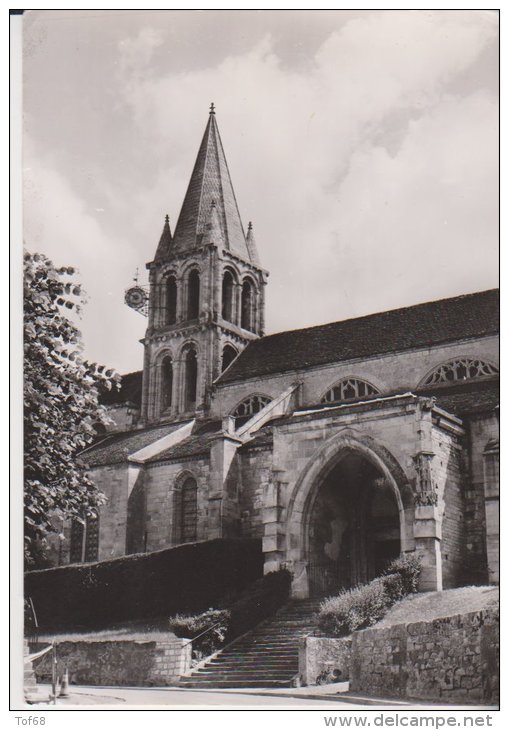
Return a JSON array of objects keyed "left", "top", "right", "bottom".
[
  {"left": 306, "top": 453, "right": 400, "bottom": 595},
  {"left": 285, "top": 433, "right": 415, "bottom": 598}
]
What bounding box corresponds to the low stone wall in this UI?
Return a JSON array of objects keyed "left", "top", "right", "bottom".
[
  {"left": 299, "top": 636, "right": 351, "bottom": 686},
  {"left": 31, "top": 634, "right": 191, "bottom": 687},
  {"left": 350, "top": 608, "right": 499, "bottom": 704}
]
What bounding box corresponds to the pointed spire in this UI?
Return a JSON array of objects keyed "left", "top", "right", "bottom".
[
  {"left": 172, "top": 106, "right": 252, "bottom": 261},
  {"left": 154, "top": 213, "right": 173, "bottom": 260},
  {"left": 205, "top": 200, "right": 224, "bottom": 245},
  {"left": 246, "top": 221, "right": 260, "bottom": 264}
]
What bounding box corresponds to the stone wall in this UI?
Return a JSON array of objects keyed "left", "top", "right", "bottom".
[
  {"left": 144, "top": 458, "right": 211, "bottom": 550},
  {"left": 31, "top": 634, "right": 191, "bottom": 687},
  {"left": 238, "top": 444, "right": 273, "bottom": 538},
  {"left": 299, "top": 636, "right": 351, "bottom": 686},
  {"left": 350, "top": 608, "right": 499, "bottom": 704}
]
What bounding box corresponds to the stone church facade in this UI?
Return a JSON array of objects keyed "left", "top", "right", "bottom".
[{"left": 61, "top": 107, "right": 499, "bottom": 597}]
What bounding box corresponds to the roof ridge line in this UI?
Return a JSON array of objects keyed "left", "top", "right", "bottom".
[
  {"left": 196, "top": 116, "right": 213, "bottom": 242},
  {"left": 214, "top": 116, "right": 246, "bottom": 251},
  {"left": 253, "top": 288, "right": 500, "bottom": 343}
]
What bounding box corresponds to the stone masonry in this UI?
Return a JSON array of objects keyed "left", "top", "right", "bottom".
[
  {"left": 349, "top": 607, "right": 499, "bottom": 704},
  {"left": 32, "top": 634, "right": 191, "bottom": 687}
]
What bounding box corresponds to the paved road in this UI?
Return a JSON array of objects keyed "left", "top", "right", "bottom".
[
  {"left": 32, "top": 685, "right": 370, "bottom": 708},
  {"left": 30, "top": 684, "right": 487, "bottom": 710}
]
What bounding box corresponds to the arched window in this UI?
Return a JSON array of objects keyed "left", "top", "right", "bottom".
[
  {"left": 166, "top": 276, "right": 177, "bottom": 325},
  {"left": 221, "top": 344, "right": 238, "bottom": 372},
  {"left": 241, "top": 280, "right": 255, "bottom": 332},
  {"left": 161, "top": 355, "right": 173, "bottom": 410},
  {"left": 174, "top": 476, "right": 198, "bottom": 544},
  {"left": 222, "top": 271, "right": 234, "bottom": 322},
  {"left": 187, "top": 269, "right": 200, "bottom": 320},
  {"left": 184, "top": 347, "right": 198, "bottom": 410},
  {"left": 421, "top": 358, "right": 499, "bottom": 387},
  {"left": 321, "top": 378, "right": 380, "bottom": 404},
  {"left": 232, "top": 394, "right": 272, "bottom": 426}
]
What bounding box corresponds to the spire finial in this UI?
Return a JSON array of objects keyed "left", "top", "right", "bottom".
[
  {"left": 165, "top": 213, "right": 169, "bottom": 225},
  {"left": 248, "top": 221, "right": 253, "bottom": 231},
  {"left": 209, "top": 102, "right": 215, "bottom": 115}
]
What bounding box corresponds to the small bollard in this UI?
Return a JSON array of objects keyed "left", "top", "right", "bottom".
[{"left": 58, "top": 668, "right": 70, "bottom": 698}]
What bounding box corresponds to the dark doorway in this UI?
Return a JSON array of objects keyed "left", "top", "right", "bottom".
[{"left": 307, "top": 452, "right": 400, "bottom": 597}]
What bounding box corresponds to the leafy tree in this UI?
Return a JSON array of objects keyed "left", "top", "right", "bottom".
[{"left": 24, "top": 251, "right": 119, "bottom": 567}]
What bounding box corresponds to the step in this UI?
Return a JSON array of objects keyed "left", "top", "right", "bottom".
[
  {"left": 192, "top": 670, "right": 295, "bottom": 679},
  {"left": 227, "top": 645, "right": 298, "bottom": 652},
  {"left": 207, "top": 659, "right": 298, "bottom": 668},
  {"left": 179, "top": 677, "right": 291, "bottom": 689}
]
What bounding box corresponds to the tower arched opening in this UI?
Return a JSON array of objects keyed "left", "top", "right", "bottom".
[
  {"left": 184, "top": 347, "right": 198, "bottom": 411},
  {"left": 166, "top": 276, "right": 177, "bottom": 325},
  {"left": 187, "top": 269, "right": 200, "bottom": 320},
  {"left": 161, "top": 355, "right": 173, "bottom": 410},
  {"left": 241, "top": 279, "right": 255, "bottom": 332},
  {"left": 222, "top": 270, "right": 235, "bottom": 323}
]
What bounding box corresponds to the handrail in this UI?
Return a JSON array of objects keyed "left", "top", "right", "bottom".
[{"left": 182, "top": 619, "right": 225, "bottom": 648}]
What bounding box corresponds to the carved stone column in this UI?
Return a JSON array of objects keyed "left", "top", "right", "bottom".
[{"left": 413, "top": 451, "right": 443, "bottom": 591}]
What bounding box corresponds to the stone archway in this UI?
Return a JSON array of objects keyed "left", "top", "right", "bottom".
[{"left": 285, "top": 432, "right": 415, "bottom": 598}]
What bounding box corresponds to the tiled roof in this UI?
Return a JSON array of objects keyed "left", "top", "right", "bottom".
[
  {"left": 217, "top": 289, "right": 499, "bottom": 385},
  {"left": 154, "top": 214, "right": 173, "bottom": 260},
  {"left": 100, "top": 371, "right": 143, "bottom": 408},
  {"left": 82, "top": 422, "right": 184, "bottom": 467},
  {"left": 418, "top": 378, "right": 499, "bottom": 417},
  {"left": 170, "top": 110, "right": 254, "bottom": 261},
  {"left": 146, "top": 420, "right": 223, "bottom": 463}
]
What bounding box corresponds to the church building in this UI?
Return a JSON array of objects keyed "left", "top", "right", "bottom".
[{"left": 65, "top": 106, "right": 499, "bottom": 597}]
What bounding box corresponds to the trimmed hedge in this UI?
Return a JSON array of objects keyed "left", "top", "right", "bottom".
[
  {"left": 25, "top": 538, "right": 263, "bottom": 632},
  {"left": 317, "top": 554, "right": 421, "bottom": 637}
]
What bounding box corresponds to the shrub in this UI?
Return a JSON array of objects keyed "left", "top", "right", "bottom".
[
  {"left": 317, "top": 553, "right": 422, "bottom": 638},
  {"left": 380, "top": 572, "right": 405, "bottom": 603},
  {"left": 169, "top": 608, "right": 230, "bottom": 663},
  {"left": 384, "top": 553, "right": 422, "bottom": 594},
  {"left": 318, "top": 578, "right": 390, "bottom": 636}
]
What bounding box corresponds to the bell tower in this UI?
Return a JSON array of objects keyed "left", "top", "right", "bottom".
[{"left": 141, "top": 105, "right": 268, "bottom": 423}]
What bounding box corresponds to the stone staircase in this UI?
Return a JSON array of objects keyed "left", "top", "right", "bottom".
[{"left": 178, "top": 598, "right": 322, "bottom": 689}]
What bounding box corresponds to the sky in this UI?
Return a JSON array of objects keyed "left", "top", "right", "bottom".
[{"left": 22, "top": 9, "right": 499, "bottom": 374}]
